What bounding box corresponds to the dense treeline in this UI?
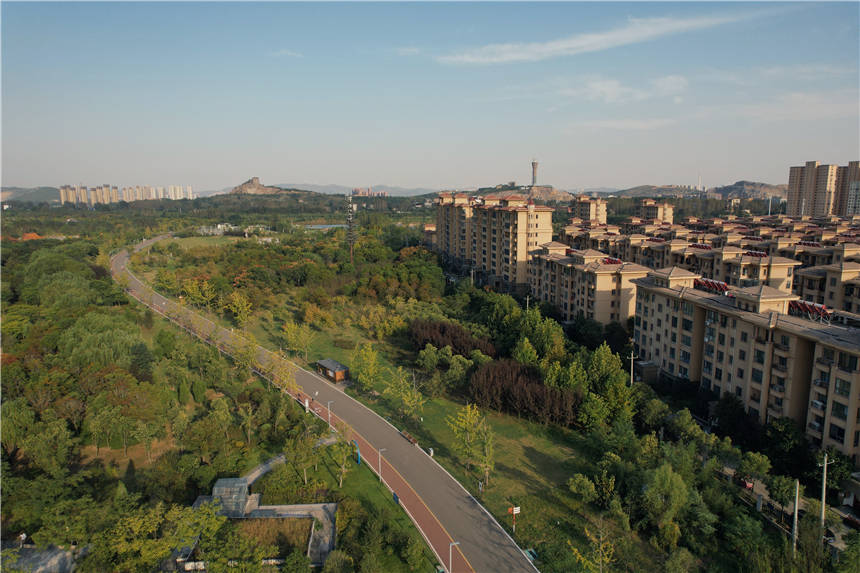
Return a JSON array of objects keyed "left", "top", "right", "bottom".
[
  {"left": 0, "top": 238, "right": 431, "bottom": 571},
  {"left": 470, "top": 360, "right": 579, "bottom": 426},
  {"left": 408, "top": 318, "right": 496, "bottom": 358}
]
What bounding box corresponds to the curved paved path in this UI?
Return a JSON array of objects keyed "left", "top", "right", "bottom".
[{"left": 111, "top": 238, "right": 538, "bottom": 573}]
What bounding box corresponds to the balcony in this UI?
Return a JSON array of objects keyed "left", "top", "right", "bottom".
[
  {"left": 767, "top": 404, "right": 783, "bottom": 416},
  {"left": 816, "top": 356, "right": 834, "bottom": 367},
  {"left": 770, "top": 385, "right": 786, "bottom": 394},
  {"left": 812, "top": 379, "right": 829, "bottom": 389},
  {"left": 808, "top": 421, "right": 823, "bottom": 433},
  {"left": 773, "top": 342, "right": 789, "bottom": 352},
  {"left": 809, "top": 400, "right": 825, "bottom": 411},
  {"left": 772, "top": 363, "right": 787, "bottom": 373}
]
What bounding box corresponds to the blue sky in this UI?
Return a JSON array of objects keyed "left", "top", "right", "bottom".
[{"left": 2, "top": 2, "right": 858, "bottom": 191}]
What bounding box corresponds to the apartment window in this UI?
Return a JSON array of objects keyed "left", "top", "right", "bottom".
[
  {"left": 780, "top": 335, "right": 790, "bottom": 347},
  {"left": 703, "top": 361, "right": 713, "bottom": 374},
  {"left": 681, "top": 351, "right": 691, "bottom": 364},
  {"left": 737, "top": 368, "right": 745, "bottom": 379},
  {"left": 834, "top": 378, "right": 851, "bottom": 398},
  {"left": 830, "top": 277, "right": 837, "bottom": 287},
  {"left": 682, "top": 318, "right": 693, "bottom": 331},
  {"left": 717, "top": 351, "right": 724, "bottom": 362},
  {"left": 715, "top": 368, "right": 723, "bottom": 381},
  {"left": 832, "top": 401, "right": 848, "bottom": 420},
  {"left": 682, "top": 302, "right": 694, "bottom": 316},
  {"left": 754, "top": 350, "right": 765, "bottom": 364},
  {"left": 718, "top": 333, "right": 725, "bottom": 345},
  {"left": 828, "top": 423, "right": 845, "bottom": 444},
  {"left": 735, "top": 387, "right": 742, "bottom": 398},
  {"left": 822, "top": 347, "right": 835, "bottom": 361},
  {"left": 704, "top": 344, "right": 714, "bottom": 357},
  {"left": 741, "top": 332, "right": 748, "bottom": 342},
  {"left": 837, "top": 352, "right": 858, "bottom": 372},
  {"left": 670, "top": 348, "right": 676, "bottom": 359},
  {"left": 671, "top": 333, "right": 677, "bottom": 343},
  {"left": 739, "top": 350, "right": 746, "bottom": 361},
  {"left": 679, "top": 366, "right": 689, "bottom": 378},
  {"left": 671, "top": 316, "right": 678, "bottom": 328},
  {"left": 730, "top": 337, "right": 735, "bottom": 347},
  {"left": 681, "top": 335, "right": 691, "bottom": 346},
  {"left": 751, "top": 369, "right": 763, "bottom": 383}
]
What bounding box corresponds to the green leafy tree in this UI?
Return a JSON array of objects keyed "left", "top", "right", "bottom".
[
  {"left": 766, "top": 475, "right": 797, "bottom": 523},
  {"left": 350, "top": 343, "right": 381, "bottom": 393},
  {"left": 642, "top": 463, "right": 688, "bottom": 540},
  {"left": 568, "top": 519, "right": 616, "bottom": 573},
  {"left": 567, "top": 473, "right": 597, "bottom": 505},
  {"left": 222, "top": 290, "right": 252, "bottom": 327},
  {"left": 512, "top": 336, "right": 539, "bottom": 366},
  {"left": 737, "top": 451, "right": 771, "bottom": 491},
  {"left": 446, "top": 403, "right": 482, "bottom": 472},
  {"left": 1, "top": 398, "right": 35, "bottom": 455},
  {"left": 837, "top": 531, "right": 860, "bottom": 573}
]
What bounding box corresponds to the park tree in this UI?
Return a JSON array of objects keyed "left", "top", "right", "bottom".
[
  {"left": 475, "top": 415, "right": 495, "bottom": 486},
  {"left": 567, "top": 473, "right": 597, "bottom": 505},
  {"left": 642, "top": 463, "right": 688, "bottom": 541},
  {"left": 737, "top": 451, "right": 771, "bottom": 491},
  {"left": 767, "top": 475, "right": 799, "bottom": 523},
  {"left": 332, "top": 424, "right": 354, "bottom": 488},
  {"left": 237, "top": 404, "right": 256, "bottom": 449},
  {"left": 568, "top": 519, "right": 616, "bottom": 573},
  {"left": 512, "top": 336, "right": 539, "bottom": 366},
  {"left": 1, "top": 398, "right": 35, "bottom": 455},
  {"left": 222, "top": 290, "right": 252, "bottom": 327},
  {"left": 21, "top": 418, "right": 72, "bottom": 478},
  {"left": 350, "top": 343, "right": 381, "bottom": 393},
  {"left": 446, "top": 403, "right": 482, "bottom": 471}
]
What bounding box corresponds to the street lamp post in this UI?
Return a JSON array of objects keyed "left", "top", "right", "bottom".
[
  {"left": 326, "top": 401, "right": 334, "bottom": 430},
  {"left": 448, "top": 541, "right": 460, "bottom": 573},
  {"left": 819, "top": 452, "right": 833, "bottom": 529},
  {"left": 378, "top": 448, "right": 387, "bottom": 483}
]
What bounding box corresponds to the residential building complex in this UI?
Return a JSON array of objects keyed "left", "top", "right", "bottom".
[
  {"left": 633, "top": 268, "right": 860, "bottom": 462},
  {"left": 571, "top": 195, "right": 607, "bottom": 225},
  {"left": 529, "top": 242, "right": 649, "bottom": 323},
  {"left": 787, "top": 160, "right": 860, "bottom": 217},
  {"left": 435, "top": 192, "right": 553, "bottom": 292},
  {"left": 639, "top": 199, "right": 674, "bottom": 224},
  {"left": 59, "top": 183, "right": 194, "bottom": 206}
]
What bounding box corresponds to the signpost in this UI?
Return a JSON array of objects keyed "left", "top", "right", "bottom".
[{"left": 508, "top": 506, "right": 520, "bottom": 533}]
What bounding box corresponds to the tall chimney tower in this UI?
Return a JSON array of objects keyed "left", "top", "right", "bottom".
[{"left": 531, "top": 159, "right": 538, "bottom": 187}]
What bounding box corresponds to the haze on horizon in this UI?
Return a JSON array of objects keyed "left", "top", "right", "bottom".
[{"left": 2, "top": 2, "right": 858, "bottom": 193}]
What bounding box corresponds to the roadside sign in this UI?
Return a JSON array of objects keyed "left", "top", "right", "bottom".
[{"left": 512, "top": 507, "right": 520, "bottom": 514}]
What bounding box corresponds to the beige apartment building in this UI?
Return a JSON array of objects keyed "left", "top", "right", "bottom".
[
  {"left": 572, "top": 195, "right": 607, "bottom": 225},
  {"left": 633, "top": 268, "right": 860, "bottom": 463},
  {"left": 640, "top": 199, "right": 674, "bottom": 224},
  {"left": 529, "top": 243, "right": 650, "bottom": 324},
  {"left": 435, "top": 193, "right": 553, "bottom": 292},
  {"left": 788, "top": 160, "right": 860, "bottom": 217},
  {"left": 794, "top": 261, "right": 860, "bottom": 313}
]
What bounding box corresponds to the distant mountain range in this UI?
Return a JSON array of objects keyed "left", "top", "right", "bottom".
[
  {"left": 1, "top": 186, "right": 60, "bottom": 203},
  {"left": 276, "top": 183, "right": 439, "bottom": 197},
  {"left": 610, "top": 180, "right": 786, "bottom": 199}
]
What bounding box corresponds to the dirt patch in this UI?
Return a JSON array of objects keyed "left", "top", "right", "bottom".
[
  {"left": 79, "top": 436, "right": 176, "bottom": 470},
  {"left": 237, "top": 518, "right": 312, "bottom": 557}
]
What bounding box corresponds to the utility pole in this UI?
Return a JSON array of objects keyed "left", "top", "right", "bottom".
[
  {"left": 627, "top": 348, "right": 637, "bottom": 386},
  {"left": 345, "top": 194, "right": 357, "bottom": 265},
  {"left": 525, "top": 294, "right": 530, "bottom": 312},
  {"left": 819, "top": 452, "right": 832, "bottom": 529},
  {"left": 792, "top": 478, "right": 799, "bottom": 557}
]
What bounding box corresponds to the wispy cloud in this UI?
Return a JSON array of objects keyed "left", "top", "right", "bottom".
[
  {"left": 396, "top": 47, "right": 421, "bottom": 56},
  {"left": 438, "top": 13, "right": 749, "bottom": 64},
  {"left": 737, "top": 90, "right": 859, "bottom": 122},
  {"left": 579, "top": 118, "right": 677, "bottom": 131},
  {"left": 559, "top": 75, "right": 688, "bottom": 103},
  {"left": 271, "top": 49, "right": 303, "bottom": 58}
]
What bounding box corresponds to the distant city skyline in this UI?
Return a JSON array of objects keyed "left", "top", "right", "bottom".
[{"left": 2, "top": 2, "right": 858, "bottom": 191}]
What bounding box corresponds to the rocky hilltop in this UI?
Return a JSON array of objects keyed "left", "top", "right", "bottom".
[
  {"left": 477, "top": 184, "right": 573, "bottom": 203},
  {"left": 710, "top": 180, "right": 788, "bottom": 200},
  {"left": 230, "top": 177, "right": 285, "bottom": 195}
]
